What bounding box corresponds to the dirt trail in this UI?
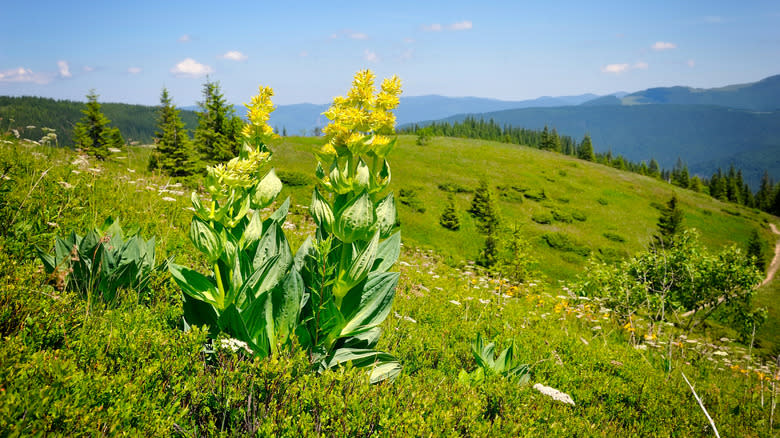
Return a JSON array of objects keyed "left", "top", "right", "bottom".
[{"left": 760, "top": 223, "right": 780, "bottom": 287}]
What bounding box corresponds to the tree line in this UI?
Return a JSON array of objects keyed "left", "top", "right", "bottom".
[{"left": 401, "top": 118, "right": 780, "bottom": 216}]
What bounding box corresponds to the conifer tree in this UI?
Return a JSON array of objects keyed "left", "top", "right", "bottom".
[
  {"left": 439, "top": 194, "right": 460, "bottom": 231},
  {"left": 73, "top": 90, "right": 122, "bottom": 160},
  {"left": 194, "top": 79, "right": 242, "bottom": 165},
  {"left": 755, "top": 171, "right": 773, "bottom": 211},
  {"left": 150, "top": 88, "right": 197, "bottom": 176},
  {"left": 648, "top": 158, "right": 660, "bottom": 178},
  {"left": 653, "top": 195, "right": 684, "bottom": 247},
  {"left": 746, "top": 229, "right": 765, "bottom": 272},
  {"left": 468, "top": 180, "right": 500, "bottom": 268},
  {"left": 578, "top": 134, "right": 594, "bottom": 161}
]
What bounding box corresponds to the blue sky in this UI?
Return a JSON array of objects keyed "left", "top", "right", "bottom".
[{"left": 1, "top": 0, "right": 779, "bottom": 106}]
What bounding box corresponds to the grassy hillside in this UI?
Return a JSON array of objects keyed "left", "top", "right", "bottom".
[
  {"left": 1, "top": 137, "right": 778, "bottom": 435},
  {"left": 431, "top": 105, "right": 780, "bottom": 188}
]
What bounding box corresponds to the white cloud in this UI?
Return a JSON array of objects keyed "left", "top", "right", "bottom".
[
  {"left": 83, "top": 66, "right": 95, "bottom": 72},
  {"left": 170, "top": 58, "right": 213, "bottom": 77},
  {"left": 220, "top": 50, "right": 248, "bottom": 61},
  {"left": 57, "top": 60, "right": 71, "bottom": 78},
  {"left": 0, "top": 67, "right": 51, "bottom": 84},
  {"left": 450, "top": 20, "right": 472, "bottom": 31},
  {"left": 423, "top": 23, "right": 443, "bottom": 32},
  {"left": 633, "top": 61, "right": 649, "bottom": 70},
  {"left": 364, "top": 50, "right": 379, "bottom": 63},
  {"left": 179, "top": 34, "right": 191, "bottom": 42},
  {"left": 128, "top": 67, "right": 142, "bottom": 74},
  {"left": 687, "top": 59, "right": 696, "bottom": 68},
  {"left": 652, "top": 41, "right": 677, "bottom": 51},
  {"left": 349, "top": 32, "right": 368, "bottom": 40},
  {"left": 601, "top": 63, "right": 630, "bottom": 74}
]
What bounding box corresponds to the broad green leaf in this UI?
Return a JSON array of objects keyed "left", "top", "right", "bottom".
[
  {"left": 252, "top": 168, "right": 283, "bottom": 209},
  {"left": 309, "top": 187, "right": 334, "bottom": 233},
  {"left": 238, "top": 296, "right": 272, "bottom": 358},
  {"left": 182, "top": 292, "right": 219, "bottom": 335},
  {"left": 374, "top": 193, "right": 396, "bottom": 238},
  {"left": 37, "top": 248, "right": 56, "bottom": 274},
  {"left": 334, "top": 231, "right": 379, "bottom": 299},
  {"left": 328, "top": 160, "right": 351, "bottom": 195},
  {"left": 342, "top": 326, "right": 382, "bottom": 349},
  {"left": 294, "top": 236, "right": 315, "bottom": 272},
  {"left": 353, "top": 159, "right": 370, "bottom": 191},
  {"left": 189, "top": 217, "right": 223, "bottom": 263},
  {"left": 267, "top": 197, "right": 291, "bottom": 224},
  {"left": 319, "top": 347, "right": 401, "bottom": 383},
  {"left": 169, "top": 263, "right": 220, "bottom": 307},
  {"left": 373, "top": 231, "right": 400, "bottom": 273},
  {"left": 340, "top": 271, "right": 399, "bottom": 337},
  {"left": 253, "top": 223, "right": 292, "bottom": 273},
  {"left": 334, "top": 191, "right": 376, "bottom": 243},
  {"left": 242, "top": 211, "right": 263, "bottom": 250},
  {"left": 271, "top": 270, "right": 304, "bottom": 348}
]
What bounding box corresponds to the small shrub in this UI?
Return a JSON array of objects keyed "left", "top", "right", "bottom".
[
  {"left": 438, "top": 182, "right": 472, "bottom": 193},
  {"left": 571, "top": 211, "right": 587, "bottom": 222},
  {"left": 496, "top": 185, "right": 525, "bottom": 203},
  {"left": 597, "top": 198, "right": 608, "bottom": 206},
  {"left": 531, "top": 211, "right": 553, "bottom": 224},
  {"left": 556, "top": 196, "right": 570, "bottom": 204},
  {"left": 551, "top": 209, "right": 573, "bottom": 223},
  {"left": 597, "top": 247, "right": 627, "bottom": 264},
  {"left": 558, "top": 170, "right": 567, "bottom": 177},
  {"left": 721, "top": 208, "right": 741, "bottom": 217},
  {"left": 276, "top": 169, "right": 311, "bottom": 186},
  {"left": 399, "top": 188, "right": 426, "bottom": 213},
  {"left": 603, "top": 232, "right": 626, "bottom": 243},
  {"left": 541, "top": 232, "right": 590, "bottom": 256},
  {"left": 649, "top": 201, "right": 665, "bottom": 211},
  {"left": 524, "top": 189, "right": 546, "bottom": 202}
]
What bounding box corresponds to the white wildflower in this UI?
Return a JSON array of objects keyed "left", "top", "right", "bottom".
[
  {"left": 449, "top": 300, "right": 461, "bottom": 306},
  {"left": 399, "top": 261, "right": 411, "bottom": 266},
  {"left": 108, "top": 147, "right": 121, "bottom": 153},
  {"left": 161, "top": 197, "right": 176, "bottom": 202},
  {"left": 533, "top": 383, "right": 575, "bottom": 406},
  {"left": 479, "top": 298, "right": 490, "bottom": 304},
  {"left": 57, "top": 181, "right": 74, "bottom": 189},
  {"left": 713, "top": 351, "right": 728, "bottom": 357},
  {"left": 127, "top": 168, "right": 136, "bottom": 173},
  {"left": 219, "top": 338, "right": 253, "bottom": 354}
]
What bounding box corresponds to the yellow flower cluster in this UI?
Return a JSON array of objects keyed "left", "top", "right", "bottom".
[
  {"left": 322, "top": 70, "right": 402, "bottom": 150},
  {"left": 207, "top": 149, "right": 271, "bottom": 191},
  {"left": 242, "top": 86, "right": 278, "bottom": 140}
]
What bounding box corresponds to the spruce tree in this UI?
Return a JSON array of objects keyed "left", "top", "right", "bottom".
[
  {"left": 648, "top": 158, "right": 660, "bottom": 178},
  {"left": 150, "top": 88, "right": 197, "bottom": 176},
  {"left": 439, "top": 194, "right": 460, "bottom": 231},
  {"left": 755, "top": 171, "right": 773, "bottom": 211},
  {"left": 468, "top": 180, "right": 501, "bottom": 268},
  {"left": 653, "top": 195, "right": 684, "bottom": 247},
  {"left": 746, "top": 229, "right": 765, "bottom": 272},
  {"left": 73, "top": 90, "right": 122, "bottom": 160},
  {"left": 194, "top": 79, "right": 242, "bottom": 165},
  {"left": 578, "top": 134, "right": 594, "bottom": 161}
]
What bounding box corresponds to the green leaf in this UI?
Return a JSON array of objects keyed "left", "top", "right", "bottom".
[
  {"left": 334, "top": 191, "right": 376, "bottom": 243},
  {"left": 37, "top": 248, "right": 56, "bottom": 274},
  {"left": 373, "top": 231, "right": 400, "bottom": 273},
  {"left": 309, "top": 187, "right": 335, "bottom": 233},
  {"left": 252, "top": 168, "right": 283, "bottom": 209},
  {"left": 334, "top": 231, "right": 380, "bottom": 299},
  {"left": 267, "top": 197, "right": 290, "bottom": 224},
  {"left": 242, "top": 211, "right": 263, "bottom": 251},
  {"left": 319, "top": 347, "right": 401, "bottom": 383},
  {"left": 189, "top": 217, "right": 223, "bottom": 263},
  {"left": 269, "top": 270, "right": 304, "bottom": 351},
  {"left": 374, "top": 193, "right": 396, "bottom": 238},
  {"left": 182, "top": 292, "right": 219, "bottom": 334},
  {"left": 340, "top": 271, "right": 399, "bottom": 337},
  {"left": 169, "top": 262, "right": 220, "bottom": 307},
  {"left": 353, "top": 159, "right": 370, "bottom": 192}
]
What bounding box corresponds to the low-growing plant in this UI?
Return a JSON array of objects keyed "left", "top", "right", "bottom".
[
  {"left": 603, "top": 232, "right": 626, "bottom": 243},
  {"left": 524, "top": 189, "right": 546, "bottom": 202},
  {"left": 542, "top": 232, "right": 590, "bottom": 257},
  {"left": 276, "top": 169, "right": 312, "bottom": 186},
  {"left": 531, "top": 211, "right": 553, "bottom": 225},
  {"left": 571, "top": 210, "right": 587, "bottom": 222},
  {"left": 438, "top": 181, "right": 472, "bottom": 193},
  {"left": 551, "top": 209, "right": 573, "bottom": 223},
  {"left": 458, "top": 333, "right": 530, "bottom": 385},
  {"left": 38, "top": 217, "right": 159, "bottom": 305},
  {"left": 399, "top": 187, "right": 426, "bottom": 213}
]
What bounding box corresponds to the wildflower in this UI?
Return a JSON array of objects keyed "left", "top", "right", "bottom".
[
  {"left": 161, "top": 197, "right": 176, "bottom": 202},
  {"left": 449, "top": 300, "right": 462, "bottom": 306},
  {"left": 57, "top": 181, "right": 74, "bottom": 189},
  {"left": 533, "top": 383, "right": 575, "bottom": 406},
  {"left": 242, "top": 85, "right": 278, "bottom": 141}
]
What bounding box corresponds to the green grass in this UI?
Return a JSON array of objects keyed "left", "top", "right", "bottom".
[{"left": 1, "top": 137, "right": 779, "bottom": 436}]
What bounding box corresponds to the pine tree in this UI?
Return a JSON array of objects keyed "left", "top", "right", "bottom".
[
  {"left": 150, "top": 88, "right": 197, "bottom": 176},
  {"left": 194, "top": 80, "right": 242, "bottom": 165},
  {"left": 439, "top": 194, "right": 460, "bottom": 231},
  {"left": 468, "top": 180, "right": 501, "bottom": 268},
  {"left": 648, "top": 158, "right": 660, "bottom": 178},
  {"left": 755, "top": 171, "right": 773, "bottom": 211},
  {"left": 689, "top": 175, "right": 703, "bottom": 193},
  {"left": 498, "top": 225, "right": 535, "bottom": 283},
  {"left": 671, "top": 157, "right": 689, "bottom": 188},
  {"left": 746, "top": 228, "right": 765, "bottom": 272},
  {"left": 578, "top": 134, "right": 594, "bottom": 161},
  {"left": 653, "top": 195, "right": 684, "bottom": 247},
  {"left": 73, "top": 90, "right": 122, "bottom": 160}
]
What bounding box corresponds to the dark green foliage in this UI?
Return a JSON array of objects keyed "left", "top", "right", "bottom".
[
  {"left": 523, "top": 189, "right": 546, "bottom": 202},
  {"left": 72, "top": 90, "right": 123, "bottom": 160},
  {"left": 194, "top": 80, "right": 243, "bottom": 165},
  {"left": 438, "top": 181, "right": 472, "bottom": 193},
  {"left": 551, "top": 209, "right": 573, "bottom": 223},
  {"left": 149, "top": 88, "right": 198, "bottom": 176},
  {"left": 603, "top": 232, "right": 626, "bottom": 243},
  {"left": 531, "top": 211, "right": 553, "bottom": 224},
  {"left": 468, "top": 180, "right": 500, "bottom": 234},
  {"left": 495, "top": 185, "right": 525, "bottom": 202},
  {"left": 439, "top": 195, "right": 460, "bottom": 231},
  {"left": 653, "top": 196, "right": 684, "bottom": 247},
  {"left": 37, "top": 217, "right": 159, "bottom": 303},
  {"left": 746, "top": 228, "right": 766, "bottom": 272},
  {"left": 0, "top": 95, "right": 198, "bottom": 146},
  {"left": 399, "top": 188, "right": 426, "bottom": 213},
  {"left": 498, "top": 225, "right": 536, "bottom": 283},
  {"left": 276, "top": 170, "right": 312, "bottom": 186},
  {"left": 542, "top": 232, "right": 590, "bottom": 257},
  {"left": 571, "top": 210, "right": 587, "bottom": 222},
  {"left": 458, "top": 334, "right": 530, "bottom": 385},
  {"left": 596, "top": 247, "right": 628, "bottom": 264},
  {"left": 578, "top": 134, "right": 594, "bottom": 161},
  {"left": 597, "top": 198, "right": 609, "bottom": 206},
  {"left": 416, "top": 127, "right": 432, "bottom": 145},
  {"left": 671, "top": 158, "right": 689, "bottom": 188}
]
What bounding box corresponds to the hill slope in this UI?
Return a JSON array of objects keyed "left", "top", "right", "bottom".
[{"left": 427, "top": 105, "right": 780, "bottom": 188}]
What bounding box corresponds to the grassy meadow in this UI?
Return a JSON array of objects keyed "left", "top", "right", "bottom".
[{"left": 1, "top": 136, "right": 779, "bottom": 436}]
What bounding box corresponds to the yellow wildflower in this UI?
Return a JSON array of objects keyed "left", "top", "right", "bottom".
[{"left": 243, "top": 85, "right": 279, "bottom": 141}]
